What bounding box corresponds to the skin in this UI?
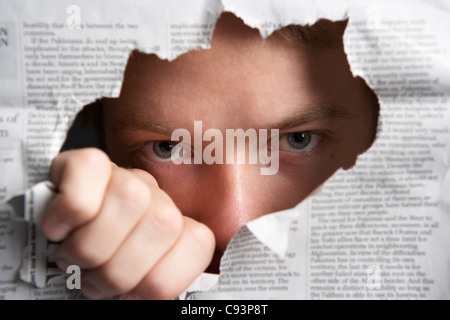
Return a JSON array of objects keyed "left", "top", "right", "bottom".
[{"left": 42, "top": 13, "right": 378, "bottom": 299}]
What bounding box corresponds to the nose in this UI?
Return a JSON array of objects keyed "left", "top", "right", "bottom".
[{"left": 187, "top": 163, "right": 270, "bottom": 252}]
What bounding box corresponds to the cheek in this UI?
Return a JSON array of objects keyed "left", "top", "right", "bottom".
[
  {"left": 139, "top": 164, "right": 198, "bottom": 208},
  {"left": 275, "top": 168, "right": 329, "bottom": 204},
  {"left": 139, "top": 162, "right": 330, "bottom": 221},
  {"left": 277, "top": 153, "right": 343, "bottom": 200}
]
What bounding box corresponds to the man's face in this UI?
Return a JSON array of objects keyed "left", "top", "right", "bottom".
[{"left": 103, "top": 15, "right": 376, "bottom": 271}]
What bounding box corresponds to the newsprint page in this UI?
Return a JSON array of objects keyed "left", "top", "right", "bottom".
[{"left": 0, "top": 0, "right": 449, "bottom": 300}]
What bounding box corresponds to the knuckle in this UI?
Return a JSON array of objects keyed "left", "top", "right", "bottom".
[
  {"left": 114, "top": 173, "right": 151, "bottom": 212},
  {"left": 188, "top": 222, "right": 216, "bottom": 254},
  {"left": 50, "top": 148, "right": 112, "bottom": 226},
  {"left": 75, "top": 148, "right": 110, "bottom": 167},
  {"left": 141, "top": 274, "right": 178, "bottom": 300},
  {"left": 97, "top": 265, "right": 130, "bottom": 295},
  {"left": 70, "top": 241, "right": 107, "bottom": 268},
  {"left": 50, "top": 148, "right": 110, "bottom": 186},
  {"left": 57, "top": 194, "right": 98, "bottom": 225},
  {"left": 129, "top": 168, "right": 159, "bottom": 186},
  {"left": 149, "top": 202, "right": 183, "bottom": 242},
  {"left": 60, "top": 148, "right": 110, "bottom": 177}
]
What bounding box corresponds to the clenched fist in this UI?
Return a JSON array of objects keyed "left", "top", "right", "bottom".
[{"left": 41, "top": 148, "right": 215, "bottom": 299}]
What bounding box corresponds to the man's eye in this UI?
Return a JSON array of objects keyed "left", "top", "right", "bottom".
[
  {"left": 141, "top": 141, "right": 176, "bottom": 162},
  {"left": 279, "top": 132, "right": 321, "bottom": 153}
]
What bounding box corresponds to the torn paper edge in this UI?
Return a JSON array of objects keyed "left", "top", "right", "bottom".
[{"left": 2, "top": 0, "right": 378, "bottom": 290}]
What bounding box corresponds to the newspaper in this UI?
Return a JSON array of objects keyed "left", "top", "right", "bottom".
[{"left": 0, "top": 0, "right": 449, "bottom": 299}]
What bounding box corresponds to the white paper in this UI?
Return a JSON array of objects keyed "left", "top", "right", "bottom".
[{"left": 0, "top": 0, "right": 449, "bottom": 299}]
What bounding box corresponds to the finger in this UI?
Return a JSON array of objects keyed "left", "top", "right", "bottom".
[
  {"left": 80, "top": 189, "right": 184, "bottom": 299},
  {"left": 129, "top": 168, "right": 159, "bottom": 187},
  {"left": 122, "top": 217, "right": 215, "bottom": 300},
  {"left": 42, "top": 148, "right": 113, "bottom": 241},
  {"left": 53, "top": 167, "right": 152, "bottom": 270}
]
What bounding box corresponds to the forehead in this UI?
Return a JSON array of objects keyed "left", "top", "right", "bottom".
[{"left": 114, "top": 15, "right": 356, "bottom": 131}]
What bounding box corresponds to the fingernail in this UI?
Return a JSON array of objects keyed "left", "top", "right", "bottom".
[{"left": 82, "top": 281, "right": 104, "bottom": 300}]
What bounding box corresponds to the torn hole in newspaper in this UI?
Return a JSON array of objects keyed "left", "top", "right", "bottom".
[
  {"left": 2, "top": 0, "right": 450, "bottom": 300},
  {"left": 10, "top": 11, "right": 380, "bottom": 295}
]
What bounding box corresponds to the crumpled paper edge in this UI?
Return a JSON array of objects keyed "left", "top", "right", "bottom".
[{"left": 2, "top": 0, "right": 371, "bottom": 290}]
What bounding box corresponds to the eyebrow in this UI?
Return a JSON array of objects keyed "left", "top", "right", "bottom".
[
  {"left": 272, "top": 103, "right": 352, "bottom": 130},
  {"left": 112, "top": 102, "right": 352, "bottom": 135},
  {"left": 112, "top": 113, "right": 175, "bottom": 136}
]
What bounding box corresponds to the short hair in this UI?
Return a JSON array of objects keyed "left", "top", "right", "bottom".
[
  {"left": 276, "top": 19, "right": 348, "bottom": 48},
  {"left": 276, "top": 18, "right": 380, "bottom": 151}
]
